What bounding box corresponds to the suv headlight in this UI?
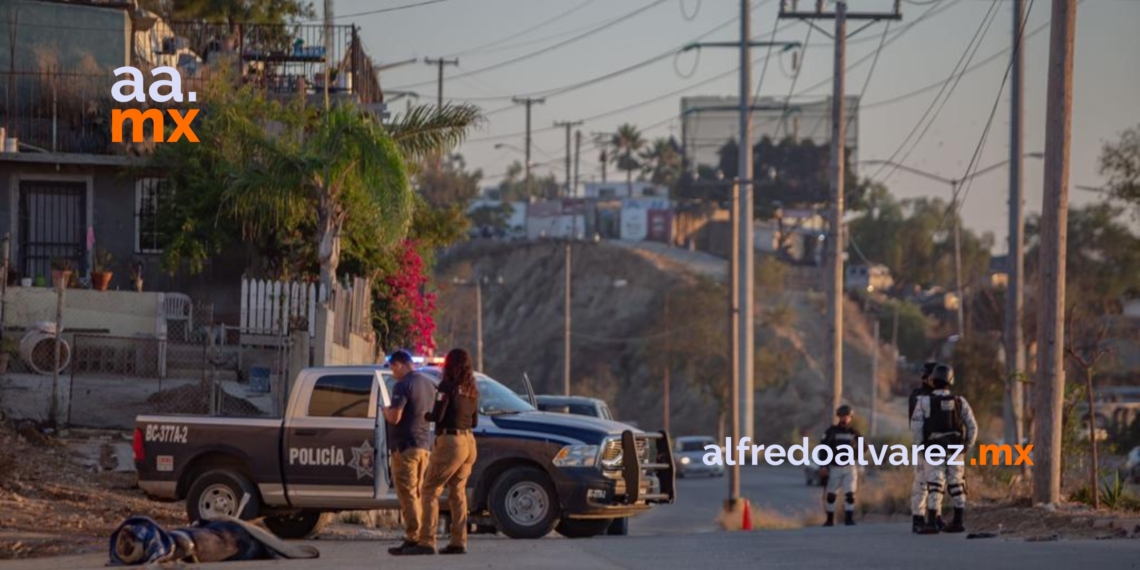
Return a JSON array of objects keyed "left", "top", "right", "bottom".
[{"left": 553, "top": 445, "right": 599, "bottom": 468}]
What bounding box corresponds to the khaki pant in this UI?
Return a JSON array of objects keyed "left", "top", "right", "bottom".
[
  {"left": 418, "top": 432, "right": 477, "bottom": 549},
  {"left": 391, "top": 448, "right": 430, "bottom": 543}
]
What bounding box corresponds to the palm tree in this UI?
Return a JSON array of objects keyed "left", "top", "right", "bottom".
[
  {"left": 609, "top": 123, "right": 645, "bottom": 196},
  {"left": 385, "top": 103, "right": 484, "bottom": 175},
  {"left": 221, "top": 105, "right": 402, "bottom": 292},
  {"left": 640, "top": 137, "right": 682, "bottom": 190}
]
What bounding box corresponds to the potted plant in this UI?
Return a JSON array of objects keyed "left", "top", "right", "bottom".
[
  {"left": 50, "top": 258, "right": 73, "bottom": 289},
  {"left": 92, "top": 248, "right": 114, "bottom": 291}
]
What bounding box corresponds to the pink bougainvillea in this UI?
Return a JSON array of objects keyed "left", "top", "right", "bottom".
[{"left": 380, "top": 239, "right": 437, "bottom": 354}]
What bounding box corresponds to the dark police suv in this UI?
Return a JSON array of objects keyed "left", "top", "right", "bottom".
[{"left": 134, "top": 365, "right": 675, "bottom": 540}]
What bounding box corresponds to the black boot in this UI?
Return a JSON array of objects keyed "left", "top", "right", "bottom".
[
  {"left": 943, "top": 508, "right": 965, "bottom": 533},
  {"left": 918, "top": 509, "right": 940, "bottom": 534},
  {"left": 823, "top": 512, "right": 834, "bottom": 527},
  {"left": 937, "top": 515, "right": 946, "bottom": 531},
  {"left": 844, "top": 511, "right": 855, "bottom": 526},
  {"left": 912, "top": 515, "right": 925, "bottom": 534}
]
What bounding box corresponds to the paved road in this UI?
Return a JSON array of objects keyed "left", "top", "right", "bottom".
[
  {"left": 6, "top": 524, "right": 1135, "bottom": 570},
  {"left": 4, "top": 466, "right": 1135, "bottom": 569},
  {"left": 633, "top": 465, "right": 822, "bottom": 535}
]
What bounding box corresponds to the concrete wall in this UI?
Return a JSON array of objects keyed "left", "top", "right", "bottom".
[
  {"left": 0, "top": 0, "right": 130, "bottom": 72},
  {"left": 3, "top": 286, "right": 162, "bottom": 337}
]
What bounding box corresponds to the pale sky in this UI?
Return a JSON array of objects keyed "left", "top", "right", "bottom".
[{"left": 339, "top": 0, "right": 1140, "bottom": 253}]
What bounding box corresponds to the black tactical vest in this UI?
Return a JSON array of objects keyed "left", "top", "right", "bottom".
[{"left": 923, "top": 394, "right": 964, "bottom": 444}]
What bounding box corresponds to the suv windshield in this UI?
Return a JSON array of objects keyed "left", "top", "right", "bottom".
[{"left": 679, "top": 439, "right": 712, "bottom": 452}]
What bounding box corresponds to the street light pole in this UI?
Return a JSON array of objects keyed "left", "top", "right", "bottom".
[{"left": 475, "top": 278, "right": 483, "bottom": 371}]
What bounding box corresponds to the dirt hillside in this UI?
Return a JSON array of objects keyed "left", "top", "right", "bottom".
[{"left": 433, "top": 241, "right": 905, "bottom": 442}]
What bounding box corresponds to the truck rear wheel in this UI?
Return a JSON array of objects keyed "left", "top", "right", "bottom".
[
  {"left": 263, "top": 511, "right": 330, "bottom": 539},
  {"left": 186, "top": 469, "right": 261, "bottom": 522},
  {"left": 555, "top": 517, "right": 613, "bottom": 538},
  {"left": 488, "top": 466, "right": 559, "bottom": 539}
]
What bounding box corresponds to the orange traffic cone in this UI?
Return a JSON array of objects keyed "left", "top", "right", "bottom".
[{"left": 741, "top": 500, "right": 753, "bottom": 531}]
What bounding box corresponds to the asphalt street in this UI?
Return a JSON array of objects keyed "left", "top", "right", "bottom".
[{"left": 2, "top": 466, "right": 1135, "bottom": 569}]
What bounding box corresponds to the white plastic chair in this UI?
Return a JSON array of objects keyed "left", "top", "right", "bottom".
[{"left": 164, "top": 293, "right": 193, "bottom": 342}]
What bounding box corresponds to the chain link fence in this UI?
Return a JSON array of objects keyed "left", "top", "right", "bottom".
[{"left": 66, "top": 325, "right": 293, "bottom": 429}]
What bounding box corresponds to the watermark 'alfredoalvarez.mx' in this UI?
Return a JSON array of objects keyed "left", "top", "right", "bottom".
[{"left": 702, "top": 437, "right": 1034, "bottom": 467}]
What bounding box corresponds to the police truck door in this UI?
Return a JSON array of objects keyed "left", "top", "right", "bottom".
[{"left": 284, "top": 370, "right": 390, "bottom": 508}]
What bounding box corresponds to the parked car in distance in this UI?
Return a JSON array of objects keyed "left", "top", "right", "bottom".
[
  {"left": 536, "top": 395, "right": 615, "bottom": 421},
  {"left": 674, "top": 436, "right": 724, "bottom": 478}
]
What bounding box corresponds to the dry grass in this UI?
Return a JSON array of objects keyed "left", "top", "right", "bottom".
[{"left": 717, "top": 501, "right": 809, "bottom": 531}]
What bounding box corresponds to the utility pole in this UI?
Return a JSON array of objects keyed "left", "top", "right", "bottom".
[
  {"left": 424, "top": 57, "right": 459, "bottom": 108},
  {"left": 827, "top": 2, "right": 847, "bottom": 422},
  {"left": 564, "top": 241, "right": 572, "bottom": 396},
  {"left": 870, "top": 318, "right": 879, "bottom": 438},
  {"left": 689, "top": 3, "right": 800, "bottom": 512},
  {"left": 737, "top": 0, "right": 755, "bottom": 450},
  {"left": 952, "top": 190, "right": 966, "bottom": 338},
  {"left": 573, "top": 130, "right": 582, "bottom": 198},
  {"left": 780, "top": 0, "right": 901, "bottom": 424},
  {"left": 663, "top": 291, "right": 671, "bottom": 434},
  {"left": 556, "top": 120, "right": 584, "bottom": 198},
  {"left": 728, "top": 180, "right": 741, "bottom": 502},
  {"left": 452, "top": 274, "right": 503, "bottom": 372},
  {"left": 513, "top": 97, "right": 546, "bottom": 197},
  {"left": 1033, "top": 0, "right": 1077, "bottom": 507},
  {"left": 1005, "top": 0, "right": 1028, "bottom": 458}
]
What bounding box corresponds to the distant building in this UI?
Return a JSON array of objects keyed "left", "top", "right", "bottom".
[
  {"left": 845, "top": 264, "right": 894, "bottom": 294},
  {"left": 582, "top": 181, "right": 666, "bottom": 200}
]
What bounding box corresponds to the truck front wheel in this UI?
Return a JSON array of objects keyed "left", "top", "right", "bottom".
[
  {"left": 488, "top": 466, "right": 559, "bottom": 539},
  {"left": 263, "top": 511, "right": 330, "bottom": 539},
  {"left": 186, "top": 469, "right": 261, "bottom": 522}
]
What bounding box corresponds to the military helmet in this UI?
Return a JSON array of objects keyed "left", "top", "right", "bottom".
[
  {"left": 931, "top": 364, "right": 954, "bottom": 387},
  {"left": 836, "top": 405, "right": 853, "bottom": 417}
]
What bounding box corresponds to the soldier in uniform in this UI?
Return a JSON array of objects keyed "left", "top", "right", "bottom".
[
  {"left": 821, "top": 405, "right": 861, "bottom": 527},
  {"left": 908, "top": 361, "right": 938, "bottom": 533},
  {"left": 911, "top": 364, "right": 977, "bottom": 534}
]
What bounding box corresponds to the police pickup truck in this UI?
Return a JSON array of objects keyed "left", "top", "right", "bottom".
[{"left": 134, "top": 366, "right": 675, "bottom": 540}]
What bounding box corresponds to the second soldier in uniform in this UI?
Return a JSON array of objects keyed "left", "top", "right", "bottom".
[
  {"left": 911, "top": 364, "right": 977, "bottom": 534},
  {"left": 821, "top": 405, "right": 861, "bottom": 527}
]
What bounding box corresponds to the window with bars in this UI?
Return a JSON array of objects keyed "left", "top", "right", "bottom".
[{"left": 135, "top": 178, "right": 170, "bottom": 253}]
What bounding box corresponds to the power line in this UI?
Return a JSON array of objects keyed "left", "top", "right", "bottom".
[
  {"left": 860, "top": 11, "right": 1052, "bottom": 110},
  {"left": 932, "top": 0, "right": 1043, "bottom": 240},
  {"left": 445, "top": 0, "right": 783, "bottom": 106},
  {"left": 440, "top": 0, "right": 596, "bottom": 58},
  {"left": 309, "top": 0, "right": 454, "bottom": 21},
  {"left": 869, "top": 0, "right": 1002, "bottom": 184},
  {"left": 388, "top": 0, "right": 670, "bottom": 90}
]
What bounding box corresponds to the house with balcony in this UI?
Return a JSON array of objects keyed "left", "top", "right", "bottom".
[
  {"left": 0, "top": 1, "right": 387, "bottom": 427},
  {"left": 0, "top": 0, "right": 384, "bottom": 319}
]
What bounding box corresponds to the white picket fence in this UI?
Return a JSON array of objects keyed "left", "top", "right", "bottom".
[{"left": 240, "top": 278, "right": 325, "bottom": 338}]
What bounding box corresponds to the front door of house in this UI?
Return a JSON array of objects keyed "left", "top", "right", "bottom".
[{"left": 18, "top": 180, "right": 86, "bottom": 282}]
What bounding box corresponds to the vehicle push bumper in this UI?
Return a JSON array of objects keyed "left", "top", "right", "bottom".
[
  {"left": 621, "top": 430, "right": 676, "bottom": 505},
  {"left": 559, "top": 430, "right": 676, "bottom": 519}
]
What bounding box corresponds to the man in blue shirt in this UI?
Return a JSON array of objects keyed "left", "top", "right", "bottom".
[{"left": 383, "top": 350, "right": 436, "bottom": 555}]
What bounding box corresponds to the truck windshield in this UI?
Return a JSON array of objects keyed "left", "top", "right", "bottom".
[{"left": 415, "top": 368, "right": 535, "bottom": 415}]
